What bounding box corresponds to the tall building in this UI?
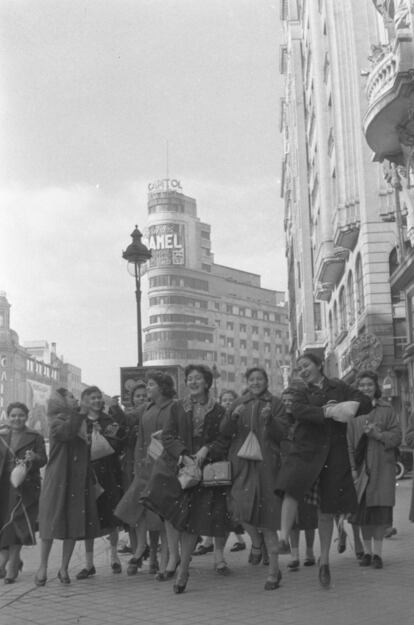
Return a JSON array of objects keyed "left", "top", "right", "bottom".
[
  {"left": 142, "top": 179, "right": 289, "bottom": 395},
  {"left": 281, "top": 1, "right": 411, "bottom": 431}
]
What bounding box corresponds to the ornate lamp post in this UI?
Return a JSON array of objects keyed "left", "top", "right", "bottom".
[{"left": 122, "top": 225, "right": 152, "bottom": 366}]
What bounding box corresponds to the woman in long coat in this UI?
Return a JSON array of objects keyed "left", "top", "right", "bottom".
[
  {"left": 347, "top": 370, "right": 401, "bottom": 569},
  {"left": 36, "top": 389, "right": 99, "bottom": 586},
  {"left": 0, "top": 402, "right": 47, "bottom": 583},
  {"left": 221, "top": 367, "right": 288, "bottom": 590},
  {"left": 115, "top": 371, "right": 180, "bottom": 579},
  {"left": 141, "top": 364, "right": 231, "bottom": 594},
  {"left": 275, "top": 352, "right": 372, "bottom": 588}
]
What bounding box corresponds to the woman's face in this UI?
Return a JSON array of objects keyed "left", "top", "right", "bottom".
[
  {"left": 88, "top": 391, "right": 103, "bottom": 413},
  {"left": 65, "top": 392, "right": 78, "bottom": 410},
  {"left": 281, "top": 393, "right": 293, "bottom": 413},
  {"left": 247, "top": 371, "right": 267, "bottom": 395},
  {"left": 132, "top": 387, "right": 147, "bottom": 407},
  {"left": 186, "top": 370, "right": 208, "bottom": 397},
  {"left": 220, "top": 392, "right": 235, "bottom": 410},
  {"left": 8, "top": 407, "right": 28, "bottom": 432},
  {"left": 358, "top": 377, "right": 376, "bottom": 400},
  {"left": 297, "top": 357, "right": 322, "bottom": 385},
  {"left": 146, "top": 379, "right": 161, "bottom": 401}
]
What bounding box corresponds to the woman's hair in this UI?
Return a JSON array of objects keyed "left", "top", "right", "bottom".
[
  {"left": 298, "top": 351, "right": 324, "bottom": 373},
  {"left": 56, "top": 387, "right": 69, "bottom": 398},
  {"left": 184, "top": 364, "right": 213, "bottom": 391},
  {"left": 356, "top": 370, "right": 382, "bottom": 399},
  {"left": 145, "top": 370, "right": 176, "bottom": 399},
  {"left": 81, "top": 385, "right": 102, "bottom": 399},
  {"left": 7, "top": 402, "right": 29, "bottom": 417},
  {"left": 245, "top": 367, "right": 269, "bottom": 385},
  {"left": 219, "top": 389, "right": 238, "bottom": 403},
  {"left": 131, "top": 380, "right": 147, "bottom": 399}
]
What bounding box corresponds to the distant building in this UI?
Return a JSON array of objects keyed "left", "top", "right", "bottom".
[
  {"left": 0, "top": 292, "right": 86, "bottom": 434},
  {"left": 142, "top": 179, "right": 289, "bottom": 395}
]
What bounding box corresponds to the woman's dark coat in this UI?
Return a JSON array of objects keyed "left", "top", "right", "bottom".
[
  {"left": 38, "top": 392, "right": 100, "bottom": 540},
  {"left": 0, "top": 426, "right": 47, "bottom": 547},
  {"left": 274, "top": 378, "right": 372, "bottom": 514},
  {"left": 221, "top": 390, "right": 288, "bottom": 530},
  {"left": 141, "top": 397, "right": 231, "bottom": 536}
]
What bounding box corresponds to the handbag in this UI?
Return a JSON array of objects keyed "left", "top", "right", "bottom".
[
  {"left": 10, "top": 461, "right": 28, "bottom": 488},
  {"left": 202, "top": 461, "right": 231, "bottom": 487},
  {"left": 237, "top": 403, "right": 263, "bottom": 461},
  {"left": 147, "top": 429, "right": 164, "bottom": 460},
  {"left": 90, "top": 427, "right": 115, "bottom": 461},
  {"left": 177, "top": 457, "right": 202, "bottom": 490}
]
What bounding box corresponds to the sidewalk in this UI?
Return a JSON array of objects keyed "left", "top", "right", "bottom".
[{"left": 1, "top": 479, "right": 413, "bottom": 625}]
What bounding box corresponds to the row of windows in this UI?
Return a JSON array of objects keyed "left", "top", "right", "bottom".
[
  {"left": 145, "top": 330, "right": 214, "bottom": 344},
  {"left": 222, "top": 303, "right": 284, "bottom": 323},
  {"left": 149, "top": 275, "right": 209, "bottom": 292},
  {"left": 218, "top": 336, "right": 288, "bottom": 354},
  {"left": 218, "top": 321, "right": 286, "bottom": 338},
  {"left": 149, "top": 295, "right": 208, "bottom": 309},
  {"left": 149, "top": 314, "right": 209, "bottom": 326},
  {"left": 144, "top": 349, "right": 216, "bottom": 362},
  {"left": 329, "top": 256, "right": 365, "bottom": 342}
]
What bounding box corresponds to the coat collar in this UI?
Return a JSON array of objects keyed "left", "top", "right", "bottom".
[
  {"left": 0, "top": 426, "right": 40, "bottom": 454},
  {"left": 241, "top": 389, "right": 273, "bottom": 404},
  {"left": 182, "top": 393, "right": 216, "bottom": 414}
]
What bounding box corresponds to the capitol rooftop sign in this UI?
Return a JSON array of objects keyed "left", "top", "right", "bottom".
[{"left": 148, "top": 179, "right": 183, "bottom": 193}]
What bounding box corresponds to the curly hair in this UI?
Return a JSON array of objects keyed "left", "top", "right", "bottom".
[
  {"left": 184, "top": 364, "right": 213, "bottom": 391},
  {"left": 146, "top": 370, "right": 176, "bottom": 399},
  {"left": 7, "top": 402, "right": 29, "bottom": 417}
]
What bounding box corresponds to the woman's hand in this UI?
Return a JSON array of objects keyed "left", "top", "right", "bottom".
[
  {"left": 231, "top": 404, "right": 244, "bottom": 419},
  {"left": 193, "top": 446, "right": 209, "bottom": 466},
  {"left": 105, "top": 423, "right": 120, "bottom": 438},
  {"left": 261, "top": 403, "right": 272, "bottom": 425},
  {"left": 363, "top": 422, "right": 382, "bottom": 440},
  {"left": 24, "top": 450, "right": 36, "bottom": 463}
]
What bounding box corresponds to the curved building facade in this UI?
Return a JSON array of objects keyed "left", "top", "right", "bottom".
[{"left": 143, "top": 179, "right": 289, "bottom": 395}]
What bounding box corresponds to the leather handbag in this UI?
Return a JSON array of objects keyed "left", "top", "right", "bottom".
[
  {"left": 237, "top": 404, "right": 263, "bottom": 461},
  {"left": 202, "top": 461, "right": 231, "bottom": 487}
]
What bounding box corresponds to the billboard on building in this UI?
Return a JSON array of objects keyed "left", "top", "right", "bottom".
[
  {"left": 120, "top": 365, "right": 185, "bottom": 406},
  {"left": 144, "top": 223, "right": 185, "bottom": 270}
]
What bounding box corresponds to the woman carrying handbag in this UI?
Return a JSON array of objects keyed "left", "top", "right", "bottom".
[{"left": 221, "top": 367, "right": 289, "bottom": 591}]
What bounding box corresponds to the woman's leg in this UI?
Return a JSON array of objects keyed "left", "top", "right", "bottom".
[
  {"left": 318, "top": 512, "right": 334, "bottom": 566},
  {"left": 128, "top": 528, "right": 137, "bottom": 554},
  {"left": 262, "top": 529, "right": 281, "bottom": 589},
  {"left": 109, "top": 529, "right": 121, "bottom": 570},
  {"left": 158, "top": 524, "right": 169, "bottom": 574},
  {"left": 243, "top": 522, "right": 263, "bottom": 564},
  {"left": 165, "top": 521, "right": 180, "bottom": 572},
  {"left": 361, "top": 525, "right": 373, "bottom": 555},
  {"left": 213, "top": 534, "right": 229, "bottom": 572},
  {"left": 304, "top": 529, "right": 315, "bottom": 561},
  {"left": 60, "top": 539, "right": 76, "bottom": 576},
  {"left": 0, "top": 549, "right": 8, "bottom": 577},
  {"left": 127, "top": 519, "right": 147, "bottom": 575},
  {"left": 351, "top": 523, "right": 364, "bottom": 557},
  {"left": 84, "top": 538, "right": 95, "bottom": 570},
  {"left": 288, "top": 528, "right": 300, "bottom": 567},
  {"left": 6, "top": 544, "right": 22, "bottom": 580},
  {"left": 36, "top": 538, "right": 53, "bottom": 581},
  {"left": 149, "top": 530, "right": 160, "bottom": 573},
  {"left": 279, "top": 495, "right": 298, "bottom": 548},
  {"left": 372, "top": 525, "right": 386, "bottom": 566},
  {"left": 175, "top": 532, "right": 198, "bottom": 589}
]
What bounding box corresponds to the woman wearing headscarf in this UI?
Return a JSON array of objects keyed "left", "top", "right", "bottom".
[
  {"left": 221, "top": 367, "right": 288, "bottom": 590},
  {"left": 36, "top": 388, "right": 99, "bottom": 586},
  {"left": 275, "top": 352, "right": 372, "bottom": 588},
  {"left": 348, "top": 370, "right": 401, "bottom": 569},
  {"left": 0, "top": 402, "right": 47, "bottom": 583}
]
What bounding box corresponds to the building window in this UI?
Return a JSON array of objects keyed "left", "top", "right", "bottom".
[
  {"left": 252, "top": 326, "right": 259, "bottom": 335},
  {"left": 214, "top": 302, "right": 220, "bottom": 311},
  {"left": 228, "top": 372, "right": 235, "bottom": 382},
  {"left": 220, "top": 353, "right": 226, "bottom": 365},
  {"left": 240, "top": 340, "right": 247, "bottom": 349},
  {"left": 227, "top": 338, "right": 234, "bottom": 348},
  {"left": 241, "top": 356, "right": 247, "bottom": 366},
  {"left": 226, "top": 321, "right": 234, "bottom": 331},
  {"left": 240, "top": 324, "right": 247, "bottom": 333},
  {"left": 347, "top": 271, "right": 355, "bottom": 326},
  {"left": 220, "top": 335, "right": 226, "bottom": 347},
  {"left": 339, "top": 286, "right": 347, "bottom": 332},
  {"left": 264, "top": 328, "right": 270, "bottom": 337},
  {"left": 226, "top": 304, "right": 232, "bottom": 314},
  {"left": 264, "top": 344, "right": 271, "bottom": 354},
  {"left": 227, "top": 355, "right": 235, "bottom": 365},
  {"left": 355, "top": 254, "right": 365, "bottom": 314},
  {"left": 314, "top": 302, "right": 322, "bottom": 331},
  {"left": 252, "top": 341, "right": 259, "bottom": 351},
  {"left": 253, "top": 358, "right": 260, "bottom": 366}
]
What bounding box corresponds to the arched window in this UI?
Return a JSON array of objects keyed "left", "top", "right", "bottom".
[
  {"left": 389, "top": 247, "right": 399, "bottom": 275},
  {"left": 333, "top": 301, "right": 338, "bottom": 339},
  {"left": 355, "top": 254, "right": 365, "bottom": 314},
  {"left": 339, "top": 286, "right": 347, "bottom": 332},
  {"left": 347, "top": 271, "right": 355, "bottom": 326}
]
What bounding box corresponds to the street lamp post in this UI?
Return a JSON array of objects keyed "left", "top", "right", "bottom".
[{"left": 122, "top": 225, "right": 152, "bottom": 366}]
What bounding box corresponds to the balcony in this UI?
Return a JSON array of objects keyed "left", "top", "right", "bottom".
[
  {"left": 314, "top": 246, "right": 349, "bottom": 295},
  {"left": 315, "top": 282, "right": 334, "bottom": 301},
  {"left": 364, "top": 38, "right": 414, "bottom": 163},
  {"left": 333, "top": 203, "right": 360, "bottom": 250}
]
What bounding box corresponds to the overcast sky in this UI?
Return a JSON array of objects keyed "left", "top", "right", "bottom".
[{"left": 0, "top": 0, "right": 286, "bottom": 395}]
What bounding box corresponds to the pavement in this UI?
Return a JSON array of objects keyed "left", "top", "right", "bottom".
[{"left": 1, "top": 478, "right": 414, "bottom": 625}]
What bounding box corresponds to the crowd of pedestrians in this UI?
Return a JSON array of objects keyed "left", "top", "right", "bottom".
[{"left": 0, "top": 354, "right": 411, "bottom": 593}]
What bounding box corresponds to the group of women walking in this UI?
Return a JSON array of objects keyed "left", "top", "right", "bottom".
[{"left": 0, "top": 353, "right": 407, "bottom": 592}]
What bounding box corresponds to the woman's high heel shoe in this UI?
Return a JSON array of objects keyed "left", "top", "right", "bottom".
[
  {"left": 58, "top": 570, "right": 71, "bottom": 584},
  {"left": 173, "top": 571, "right": 189, "bottom": 594},
  {"left": 165, "top": 558, "right": 181, "bottom": 580}
]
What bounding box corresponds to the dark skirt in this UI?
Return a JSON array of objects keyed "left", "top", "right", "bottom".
[
  {"left": 93, "top": 455, "right": 123, "bottom": 534},
  {"left": 184, "top": 484, "right": 231, "bottom": 537},
  {"left": 294, "top": 500, "right": 318, "bottom": 531},
  {"left": 352, "top": 493, "right": 393, "bottom": 526}
]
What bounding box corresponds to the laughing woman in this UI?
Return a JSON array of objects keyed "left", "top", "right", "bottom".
[
  {"left": 221, "top": 367, "right": 289, "bottom": 591},
  {"left": 0, "top": 403, "right": 47, "bottom": 583}
]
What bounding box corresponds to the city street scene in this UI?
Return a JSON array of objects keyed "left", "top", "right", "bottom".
[{"left": 2, "top": 0, "right": 414, "bottom": 624}]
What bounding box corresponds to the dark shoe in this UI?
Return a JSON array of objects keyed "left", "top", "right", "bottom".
[
  {"left": 155, "top": 572, "right": 167, "bottom": 581},
  {"left": 337, "top": 527, "right": 347, "bottom": 554},
  {"left": 230, "top": 541, "right": 246, "bottom": 552},
  {"left": 262, "top": 541, "right": 269, "bottom": 566},
  {"left": 164, "top": 558, "right": 181, "bottom": 579},
  {"left": 148, "top": 560, "right": 159, "bottom": 574},
  {"left": 127, "top": 558, "right": 140, "bottom": 576},
  {"left": 173, "top": 572, "right": 189, "bottom": 594},
  {"left": 111, "top": 561, "right": 122, "bottom": 574},
  {"left": 359, "top": 554, "right": 372, "bottom": 567},
  {"left": 277, "top": 539, "right": 291, "bottom": 555},
  {"left": 287, "top": 559, "right": 300, "bottom": 571},
  {"left": 0, "top": 567, "right": 5, "bottom": 579},
  {"left": 303, "top": 558, "right": 316, "bottom": 567},
  {"left": 384, "top": 527, "right": 397, "bottom": 539},
  {"left": 76, "top": 566, "right": 96, "bottom": 580},
  {"left": 117, "top": 544, "right": 132, "bottom": 554},
  {"left": 318, "top": 564, "right": 331, "bottom": 589},
  {"left": 4, "top": 577, "right": 16, "bottom": 584},
  {"left": 57, "top": 571, "right": 71, "bottom": 585},
  {"left": 372, "top": 555, "right": 383, "bottom": 569},
  {"left": 215, "top": 561, "right": 231, "bottom": 576},
  {"left": 18, "top": 560, "right": 23, "bottom": 573},
  {"left": 264, "top": 570, "right": 282, "bottom": 591},
  {"left": 192, "top": 544, "right": 213, "bottom": 556},
  {"left": 34, "top": 574, "right": 47, "bottom": 587},
  {"left": 249, "top": 546, "right": 262, "bottom": 565}
]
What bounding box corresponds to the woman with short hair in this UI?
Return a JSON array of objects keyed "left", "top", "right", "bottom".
[
  {"left": 0, "top": 402, "right": 47, "bottom": 583},
  {"left": 221, "top": 367, "right": 289, "bottom": 590}
]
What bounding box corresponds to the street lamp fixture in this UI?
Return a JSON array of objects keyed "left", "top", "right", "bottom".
[{"left": 122, "top": 225, "right": 152, "bottom": 366}]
